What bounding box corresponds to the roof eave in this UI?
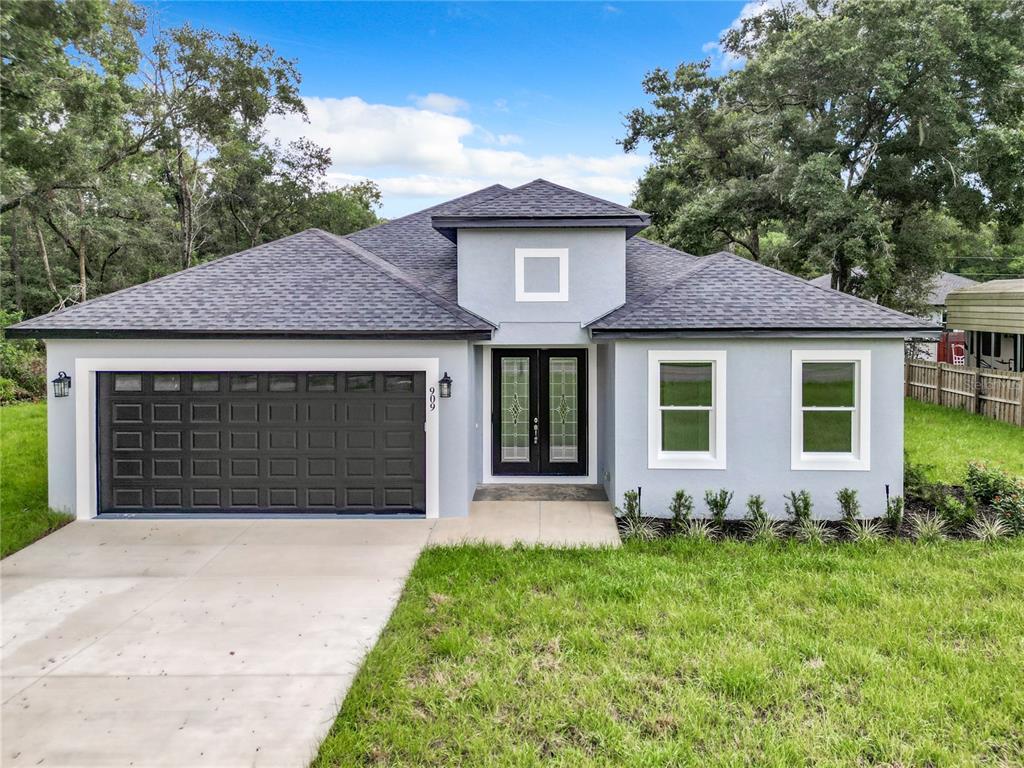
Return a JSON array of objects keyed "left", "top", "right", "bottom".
[
  {"left": 589, "top": 326, "right": 941, "bottom": 340},
  {"left": 3, "top": 327, "right": 493, "bottom": 341},
  {"left": 430, "top": 214, "right": 650, "bottom": 242}
]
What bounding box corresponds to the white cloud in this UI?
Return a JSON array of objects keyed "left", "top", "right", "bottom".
[
  {"left": 265, "top": 96, "right": 647, "bottom": 216},
  {"left": 410, "top": 92, "right": 469, "bottom": 114},
  {"left": 703, "top": 0, "right": 789, "bottom": 74}
]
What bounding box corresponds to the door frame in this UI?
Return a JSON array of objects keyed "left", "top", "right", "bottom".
[
  {"left": 73, "top": 357, "right": 441, "bottom": 520},
  {"left": 481, "top": 344, "right": 597, "bottom": 484}
]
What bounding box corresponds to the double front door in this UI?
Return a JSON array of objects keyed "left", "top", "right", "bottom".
[{"left": 491, "top": 348, "right": 587, "bottom": 476}]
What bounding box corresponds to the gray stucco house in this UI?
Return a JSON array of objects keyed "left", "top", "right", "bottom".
[{"left": 7, "top": 180, "right": 937, "bottom": 521}]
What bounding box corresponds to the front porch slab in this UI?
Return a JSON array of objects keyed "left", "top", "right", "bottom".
[
  {"left": 472, "top": 483, "right": 608, "bottom": 502},
  {"left": 429, "top": 500, "right": 620, "bottom": 547}
]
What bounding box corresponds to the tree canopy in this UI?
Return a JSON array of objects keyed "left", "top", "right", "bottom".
[
  {"left": 624, "top": 0, "right": 1024, "bottom": 312},
  {"left": 1, "top": 0, "right": 380, "bottom": 318}
]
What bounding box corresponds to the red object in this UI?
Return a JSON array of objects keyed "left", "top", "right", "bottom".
[{"left": 937, "top": 331, "right": 966, "bottom": 364}]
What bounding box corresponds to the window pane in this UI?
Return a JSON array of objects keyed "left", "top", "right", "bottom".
[
  {"left": 191, "top": 373, "right": 219, "bottom": 392},
  {"left": 661, "top": 410, "right": 710, "bottom": 452},
  {"left": 383, "top": 374, "right": 414, "bottom": 393},
  {"left": 307, "top": 373, "right": 336, "bottom": 392},
  {"left": 153, "top": 374, "right": 180, "bottom": 392},
  {"left": 548, "top": 357, "right": 578, "bottom": 462},
  {"left": 803, "top": 411, "right": 853, "bottom": 453},
  {"left": 660, "top": 363, "right": 712, "bottom": 407},
  {"left": 345, "top": 373, "right": 375, "bottom": 392},
  {"left": 500, "top": 357, "right": 530, "bottom": 462},
  {"left": 230, "top": 374, "right": 258, "bottom": 392},
  {"left": 268, "top": 373, "right": 297, "bottom": 392},
  {"left": 114, "top": 373, "right": 142, "bottom": 392},
  {"left": 802, "top": 362, "right": 855, "bottom": 407},
  {"left": 523, "top": 256, "right": 561, "bottom": 294}
]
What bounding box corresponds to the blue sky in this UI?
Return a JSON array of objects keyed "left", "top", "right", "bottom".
[{"left": 144, "top": 1, "right": 748, "bottom": 216}]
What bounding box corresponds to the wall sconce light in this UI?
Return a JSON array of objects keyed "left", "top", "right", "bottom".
[
  {"left": 438, "top": 371, "right": 452, "bottom": 398},
  {"left": 52, "top": 371, "right": 72, "bottom": 398}
]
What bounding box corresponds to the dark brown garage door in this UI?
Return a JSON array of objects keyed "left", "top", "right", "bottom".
[{"left": 97, "top": 371, "right": 426, "bottom": 515}]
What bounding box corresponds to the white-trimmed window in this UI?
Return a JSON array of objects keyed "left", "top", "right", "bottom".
[
  {"left": 515, "top": 248, "right": 568, "bottom": 302},
  {"left": 791, "top": 350, "right": 870, "bottom": 471},
  {"left": 648, "top": 350, "right": 727, "bottom": 469}
]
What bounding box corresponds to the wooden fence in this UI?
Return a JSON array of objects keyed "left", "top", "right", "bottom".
[{"left": 905, "top": 360, "right": 1024, "bottom": 427}]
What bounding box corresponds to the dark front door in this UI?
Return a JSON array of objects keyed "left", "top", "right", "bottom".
[
  {"left": 97, "top": 371, "right": 426, "bottom": 514},
  {"left": 491, "top": 349, "right": 587, "bottom": 476}
]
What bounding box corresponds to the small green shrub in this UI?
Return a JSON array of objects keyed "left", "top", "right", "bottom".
[
  {"left": 616, "top": 489, "right": 657, "bottom": 541},
  {"left": 884, "top": 495, "right": 905, "bottom": 533},
  {"left": 745, "top": 494, "right": 767, "bottom": 524},
  {"left": 685, "top": 519, "right": 718, "bottom": 541},
  {"left": 704, "top": 489, "right": 734, "bottom": 527},
  {"left": 784, "top": 490, "right": 813, "bottom": 525},
  {"left": 910, "top": 514, "right": 948, "bottom": 544},
  {"left": 905, "top": 451, "right": 943, "bottom": 506},
  {"left": 991, "top": 490, "right": 1024, "bottom": 535},
  {"left": 794, "top": 518, "right": 834, "bottom": 544},
  {"left": 968, "top": 515, "right": 1011, "bottom": 542},
  {"left": 938, "top": 494, "right": 975, "bottom": 530},
  {"left": 845, "top": 518, "right": 885, "bottom": 543},
  {"left": 837, "top": 488, "right": 860, "bottom": 523},
  {"left": 965, "top": 462, "right": 1024, "bottom": 534},
  {"left": 668, "top": 489, "right": 693, "bottom": 534},
  {"left": 0, "top": 309, "right": 46, "bottom": 404},
  {"left": 746, "top": 515, "right": 785, "bottom": 543}
]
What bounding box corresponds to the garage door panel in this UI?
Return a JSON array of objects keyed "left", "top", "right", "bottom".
[{"left": 98, "top": 371, "right": 425, "bottom": 515}]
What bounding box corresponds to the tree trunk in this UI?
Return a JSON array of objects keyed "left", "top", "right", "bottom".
[
  {"left": 9, "top": 221, "right": 24, "bottom": 311},
  {"left": 32, "top": 219, "right": 61, "bottom": 301},
  {"left": 77, "top": 191, "right": 88, "bottom": 302}
]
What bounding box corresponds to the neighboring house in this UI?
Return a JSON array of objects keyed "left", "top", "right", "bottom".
[
  {"left": 7, "top": 180, "right": 938, "bottom": 521},
  {"left": 946, "top": 279, "right": 1024, "bottom": 372},
  {"left": 809, "top": 270, "right": 977, "bottom": 362}
]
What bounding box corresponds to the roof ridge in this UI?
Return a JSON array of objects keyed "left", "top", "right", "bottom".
[
  {"left": 631, "top": 235, "right": 696, "bottom": 258},
  {"left": 588, "top": 252, "right": 720, "bottom": 327},
  {"left": 715, "top": 252, "right": 925, "bottom": 322},
  {"left": 314, "top": 230, "right": 494, "bottom": 330},
  {"left": 449, "top": 178, "right": 648, "bottom": 217},
  {"left": 10, "top": 230, "right": 315, "bottom": 328},
  {"left": 519, "top": 178, "right": 648, "bottom": 216},
  {"left": 345, "top": 184, "right": 510, "bottom": 238}
]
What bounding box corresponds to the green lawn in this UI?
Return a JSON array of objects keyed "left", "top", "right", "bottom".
[
  {"left": 0, "top": 401, "right": 72, "bottom": 558},
  {"left": 904, "top": 398, "right": 1024, "bottom": 483},
  {"left": 315, "top": 540, "right": 1024, "bottom": 767}
]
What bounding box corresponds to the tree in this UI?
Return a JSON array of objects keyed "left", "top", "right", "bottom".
[{"left": 624, "top": 0, "right": 1024, "bottom": 311}]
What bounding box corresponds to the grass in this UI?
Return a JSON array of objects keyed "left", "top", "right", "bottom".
[
  {"left": 314, "top": 540, "right": 1024, "bottom": 767},
  {"left": 904, "top": 397, "right": 1024, "bottom": 483},
  {"left": 1, "top": 401, "right": 72, "bottom": 558}
]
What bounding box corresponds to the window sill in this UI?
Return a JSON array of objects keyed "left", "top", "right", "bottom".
[
  {"left": 649, "top": 451, "right": 726, "bottom": 470},
  {"left": 515, "top": 293, "right": 569, "bottom": 303},
  {"left": 792, "top": 453, "right": 869, "bottom": 472}
]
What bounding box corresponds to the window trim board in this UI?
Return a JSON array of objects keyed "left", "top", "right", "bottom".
[
  {"left": 647, "top": 350, "right": 727, "bottom": 470},
  {"left": 790, "top": 349, "right": 871, "bottom": 471},
  {"left": 514, "top": 248, "right": 569, "bottom": 302}
]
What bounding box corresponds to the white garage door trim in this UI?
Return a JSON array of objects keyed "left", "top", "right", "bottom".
[{"left": 74, "top": 357, "right": 441, "bottom": 520}]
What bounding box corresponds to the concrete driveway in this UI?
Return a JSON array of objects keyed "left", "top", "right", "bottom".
[{"left": 1, "top": 519, "right": 433, "bottom": 768}]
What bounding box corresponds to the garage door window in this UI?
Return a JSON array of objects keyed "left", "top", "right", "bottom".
[
  {"left": 230, "top": 373, "right": 258, "bottom": 392},
  {"left": 153, "top": 374, "right": 180, "bottom": 392},
  {"left": 192, "top": 374, "right": 219, "bottom": 392},
  {"left": 346, "top": 373, "right": 375, "bottom": 392},
  {"left": 114, "top": 373, "right": 142, "bottom": 392},
  {"left": 308, "top": 373, "right": 337, "bottom": 392},
  {"left": 268, "top": 373, "right": 297, "bottom": 392}
]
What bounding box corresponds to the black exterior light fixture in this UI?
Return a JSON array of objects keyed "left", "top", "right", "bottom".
[
  {"left": 438, "top": 371, "right": 453, "bottom": 399},
  {"left": 52, "top": 371, "right": 72, "bottom": 398}
]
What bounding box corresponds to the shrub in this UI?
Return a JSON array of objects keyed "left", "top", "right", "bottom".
[
  {"left": 704, "top": 489, "right": 734, "bottom": 527},
  {"left": 0, "top": 309, "right": 46, "bottom": 404},
  {"left": 616, "top": 489, "right": 657, "bottom": 541},
  {"left": 845, "top": 518, "right": 885, "bottom": 543},
  {"left": 938, "top": 494, "right": 975, "bottom": 530},
  {"left": 745, "top": 494, "right": 767, "bottom": 524},
  {"left": 910, "top": 514, "right": 948, "bottom": 544},
  {"left": 905, "top": 451, "right": 943, "bottom": 506},
  {"left": 794, "top": 518, "right": 834, "bottom": 544},
  {"left": 784, "top": 490, "right": 813, "bottom": 525},
  {"left": 685, "top": 519, "right": 717, "bottom": 541},
  {"left": 884, "top": 495, "right": 905, "bottom": 533},
  {"left": 991, "top": 490, "right": 1024, "bottom": 535},
  {"left": 837, "top": 488, "right": 860, "bottom": 523},
  {"left": 668, "top": 490, "right": 693, "bottom": 535},
  {"left": 965, "top": 462, "right": 1024, "bottom": 534},
  {"left": 746, "top": 515, "right": 785, "bottom": 543},
  {"left": 968, "top": 515, "right": 1011, "bottom": 542}
]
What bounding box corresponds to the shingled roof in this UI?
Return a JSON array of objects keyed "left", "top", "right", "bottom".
[
  {"left": 430, "top": 179, "right": 651, "bottom": 241},
  {"left": 809, "top": 269, "right": 977, "bottom": 306},
  {"left": 6, "top": 229, "right": 493, "bottom": 339},
  {"left": 590, "top": 252, "right": 940, "bottom": 335}
]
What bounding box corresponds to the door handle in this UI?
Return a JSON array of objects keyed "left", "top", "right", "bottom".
[{"left": 533, "top": 417, "right": 539, "bottom": 445}]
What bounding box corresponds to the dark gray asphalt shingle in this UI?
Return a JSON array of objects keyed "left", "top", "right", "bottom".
[
  {"left": 8, "top": 229, "right": 492, "bottom": 337},
  {"left": 591, "top": 252, "right": 939, "bottom": 331},
  {"left": 447, "top": 179, "right": 648, "bottom": 218}
]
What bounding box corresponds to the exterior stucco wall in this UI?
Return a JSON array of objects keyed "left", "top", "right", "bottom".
[
  {"left": 596, "top": 342, "right": 616, "bottom": 502},
  {"left": 611, "top": 337, "right": 906, "bottom": 519},
  {"left": 44, "top": 338, "right": 473, "bottom": 519},
  {"left": 456, "top": 228, "right": 625, "bottom": 342}
]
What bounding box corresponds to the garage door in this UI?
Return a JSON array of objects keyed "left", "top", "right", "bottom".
[{"left": 97, "top": 371, "right": 426, "bottom": 514}]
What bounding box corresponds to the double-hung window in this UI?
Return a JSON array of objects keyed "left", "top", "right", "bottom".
[
  {"left": 648, "top": 350, "right": 726, "bottom": 469},
  {"left": 791, "top": 350, "right": 870, "bottom": 471}
]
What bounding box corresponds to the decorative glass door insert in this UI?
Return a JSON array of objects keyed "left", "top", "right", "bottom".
[{"left": 491, "top": 349, "right": 587, "bottom": 476}]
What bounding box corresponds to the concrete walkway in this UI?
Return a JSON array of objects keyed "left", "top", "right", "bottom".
[{"left": 1, "top": 507, "right": 617, "bottom": 768}]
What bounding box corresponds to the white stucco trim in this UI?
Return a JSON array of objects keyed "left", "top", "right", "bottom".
[
  {"left": 480, "top": 344, "right": 597, "bottom": 484},
  {"left": 73, "top": 356, "right": 441, "bottom": 520},
  {"left": 514, "top": 248, "right": 569, "bottom": 302},
  {"left": 790, "top": 349, "right": 871, "bottom": 471},
  {"left": 647, "top": 350, "right": 727, "bottom": 470}
]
